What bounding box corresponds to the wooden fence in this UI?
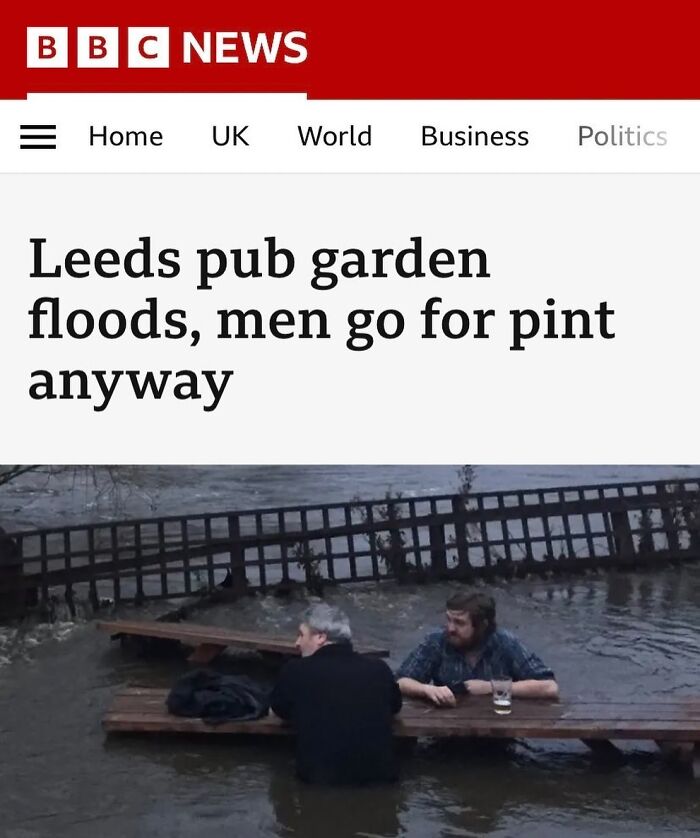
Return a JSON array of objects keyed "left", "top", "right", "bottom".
[{"left": 1, "top": 477, "right": 699, "bottom": 618}]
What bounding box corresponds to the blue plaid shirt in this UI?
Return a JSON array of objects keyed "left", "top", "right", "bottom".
[{"left": 396, "top": 628, "right": 555, "bottom": 686}]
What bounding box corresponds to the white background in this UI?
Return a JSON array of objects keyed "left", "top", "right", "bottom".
[{"left": 1, "top": 172, "right": 697, "bottom": 463}]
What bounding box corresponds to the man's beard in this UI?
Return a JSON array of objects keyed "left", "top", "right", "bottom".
[{"left": 448, "top": 631, "right": 483, "bottom": 651}]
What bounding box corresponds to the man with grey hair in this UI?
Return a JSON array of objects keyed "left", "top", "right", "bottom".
[
  {"left": 292, "top": 603, "right": 352, "bottom": 657},
  {"left": 270, "top": 603, "right": 402, "bottom": 784}
]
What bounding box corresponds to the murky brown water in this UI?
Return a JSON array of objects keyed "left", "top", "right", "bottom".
[{"left": 1, "top": 466, "right": 700, "bottom": 837}]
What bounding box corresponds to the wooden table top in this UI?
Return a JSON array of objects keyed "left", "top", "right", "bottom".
[
  {"left": 103, "top": 687, "right": 700, "bottom": 742},
  {"left": 97, "top": 619, "right": 390, "bottom": 658}
]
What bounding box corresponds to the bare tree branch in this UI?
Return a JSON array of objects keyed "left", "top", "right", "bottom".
[{"left": 0, "top": 466, "right": 41, "bottom": 487}]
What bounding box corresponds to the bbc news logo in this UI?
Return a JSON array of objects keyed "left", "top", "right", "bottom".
[
  {"left": 27, "top": 28, "right": 170, "bottom": 68},
  {"left": 26, "top": 27, "right": 308, "bottom": 69}
]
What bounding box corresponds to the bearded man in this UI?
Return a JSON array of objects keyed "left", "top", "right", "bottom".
[{"left": 396, "top": 591, "right": 559, "bottom": 707}]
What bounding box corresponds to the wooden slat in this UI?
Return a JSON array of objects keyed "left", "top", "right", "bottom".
[
  {"left": 63, "top": 530, "right": 73, "bottom": 613},
  {"left": 180, "top": 520, "right": 191, "bottom": 596},
  {"left": 599, "top": 487, "right": 617, "bottom": 558},
  {"left": 157, "top": 521, "right": 168, "bottom": 597},
  {"left": 228, "top": 514, "right": 246, "bottom": 592},
  {"left": 518, "top": 492, "right": 534, "bottom": 562},
  {"left": 278, "top": 511, "right": 289, "bottom": 582},
  {"left": 611, "top": 507, "right": 635, "bottom": 561},
  {"left": 96, "top": 619, "right": 389, "bottom": 658},
  {"left": 560, "top": 490, "right": 576, "bottom": 558},
  {"left": 396, "top": 706, "right": 700, "bottom": 722},
  {"left": 345, "top": 506, "right": 357, "bottom": 579},
  {"left": 538, "top": 491, "right": 555, "bottom": 558},
  {"left": 104, "top": 712, "right": 287, "bottom": 735},
  {"left": 109, "top": 696, "right": 700, "bottom": 723},
  {"left": 477, "top": 495, "right": 492, "bottom": 568},
  {"left": 428, "top": 498, "right": 446, "bottom": 575},
  {"left": 408, "top": 500, "right": 423, "bottom": 570},
  {"left": 110, "top": 686, "right": 698, "bottom": 707},
  {"left": 497, "top": 495, "right": 513, "bottom": 564},
  {"left": 657, "top": 482, "right": 682, "bottom": 553},
  {"left": 110, "top": 688, "right": 700, "bottom": 715},
  {"left": 579, "top": 489, "right": 597, "bottom": 558},
  {"left": 39, "top": 531, "right": 49, "bottom": 605},
  {"left": 452, "top": 496, "right": 469, "bottom": 571},
  {"left": 322, "top": 507, "right": 335, "bottom": 581},
  {"left": 255, "top": 513, "right": 267, "bottom": 591},
  {"left": 134, "top": 524, "right": 145, "bottom": 601},
  {"left": 110, "top": 525, "right": 121, "bottom": 603},
  {"left": 299, "top": 509, "right": 310, "bottom": 585},
  {"left": 366, "top": 504, "right": 380, "bottom": 579},
  {"left": 87, "top": 526, "right": 98, "bottom": 608},
  {"left": 204, "top": 517, "right": 215, "bottom": 591}
]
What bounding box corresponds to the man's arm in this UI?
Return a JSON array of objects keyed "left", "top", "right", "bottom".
[
  {"left": 390, "top": 676, "right": 403, "bottom": 714},
  {"left": 511, "top": 679, "right": 559, "bottom": 699},
  {"left": 377, "top": 658, "right": 404, "bottom": 714},
  {"left": 269, "top": 661, "right": 298, "bottom": 720},
  {"left": 397, "top": 676, "right": 454, "bottom": 706},
  {"left": 396, "top": 676, "right": 429, "bottom": 699},
  {"left": 503, "top": 631, "right": 559, "bottom": 699},
  {"left": 395, "top": 633, "right": 457, "bottom": 707},
  {"left": 459, "top": 677, "right": 558, "bottom": 698},
  {"left": 457, "top": 632, "right": 559, "bottom": 698}
]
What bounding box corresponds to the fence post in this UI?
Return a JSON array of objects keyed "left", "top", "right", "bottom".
[
  {"left": 227, "top": 514, "right": 248, "bottom": 594},
  {"left": 428, "top": 499, "right": 447, "bottom": 577},
  {"left": 610, "top": 509, "right": 635, "bottom": 563},
  {"left": 63, "top": 530, "right": 76, "bottom": 618},
  {"left": 656, "top": 482, "right": 682, "bottom": 556},
  {"left": 451, "top": 496, "right": 471, "bottom": 577},
  {"left": 386, "top": 500, "right": 407, "bottom": 580},
  {"left": 0, "top": 527, "right": 29, "bottom": 620}
]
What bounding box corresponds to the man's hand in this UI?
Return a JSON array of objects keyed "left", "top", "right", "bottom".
[
  {"left": 396, "top": 676, "right": 457, "bottom": 706},
  {"left": 464, "top": 679, "right": 493, "bottom": 696},
  {"left": 422, "top": 684, "right": 457, "bottom": 707}
]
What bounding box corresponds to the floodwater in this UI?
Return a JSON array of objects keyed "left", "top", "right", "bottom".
[{"left": 1, "top": 465, "right": 700, "bottom": 838}]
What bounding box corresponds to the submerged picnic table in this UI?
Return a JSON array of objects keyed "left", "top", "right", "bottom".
[
  {"left": 103, "top": 688, "right": 700, "bottom": 778},
  {"left": 103, "top": 688, "right": 700, "bottom": 777},
  {"left": 96, "top": 619, "right": 390, "bottom": 664}
]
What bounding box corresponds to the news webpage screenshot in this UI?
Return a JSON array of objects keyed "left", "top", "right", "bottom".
[{"left": 1, "top": 4, "right": 700, "bottom": 837}]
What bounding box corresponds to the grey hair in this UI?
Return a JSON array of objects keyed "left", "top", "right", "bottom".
[{"left": 302, "top": 604, "right": 352, "bottom": 643}]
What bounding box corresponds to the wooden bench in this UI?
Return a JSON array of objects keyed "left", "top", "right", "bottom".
[
  {"left": 103, "top": 687, "right": 700, "bottom": 778},
  {"left": 96, "top": 619, "right": 390, "bottom": 664}
]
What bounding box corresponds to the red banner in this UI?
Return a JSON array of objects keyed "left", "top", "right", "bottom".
[{"left": 3, "top": 1, "right": 700, "bottom": 100}]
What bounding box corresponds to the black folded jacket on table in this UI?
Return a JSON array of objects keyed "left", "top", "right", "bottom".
[{"left": 166, "top": 668, "right": 270, "bottom": 724}]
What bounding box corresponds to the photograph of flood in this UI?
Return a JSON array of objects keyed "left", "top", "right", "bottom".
[{"left": 1, "top": 465, "right": 699, "bottom": 837}]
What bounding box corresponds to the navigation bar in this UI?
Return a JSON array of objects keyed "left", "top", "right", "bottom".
[{"left": 1, "top": 95, "right": 699, "bottom": 172}]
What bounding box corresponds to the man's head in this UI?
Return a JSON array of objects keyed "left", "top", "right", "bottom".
[
  {"left": 295, "top": 603, "right": 352, "bottom": 657},
  {"left": 444, "top": 591, "right": 497, "bottom": 650}
]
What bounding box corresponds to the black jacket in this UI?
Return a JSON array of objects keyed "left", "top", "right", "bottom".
[
  {"left": 270, "top": 642, "right": 402, "bottom": 785},
  {"left": 166, "top": 670, "right": 270, "bottom": 724}
]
